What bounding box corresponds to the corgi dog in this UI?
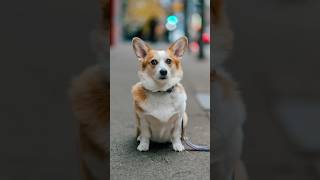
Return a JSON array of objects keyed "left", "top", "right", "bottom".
[
  {"left": 213, "top": 0, "right": 248, "bottom": 180},
  {"left": 131, "top": 37, "right": 188, "bottom": 152}
]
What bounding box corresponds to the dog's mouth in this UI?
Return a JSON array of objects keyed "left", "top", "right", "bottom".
[{"left": 159, "top": 76, "right": 167, "bottom": 80}]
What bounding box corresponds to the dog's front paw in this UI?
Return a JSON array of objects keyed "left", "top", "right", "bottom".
[
  {"left": 137, "top": 142, "right": 149, "bottom": 151},
  {"left": 172, "top": 142, "right": 185, "bottom": 152}
]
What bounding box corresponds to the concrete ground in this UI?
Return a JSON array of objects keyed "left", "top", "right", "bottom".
[
  {"left": 110, "top": 43, "right": 210, "bottom": 180},
  {"left": 225, "top": 0, "right": 320, "bottom": 179}
]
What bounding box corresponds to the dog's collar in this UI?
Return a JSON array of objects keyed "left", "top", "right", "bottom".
[
  {"left": 143, "top": 84, "right": 176, "bottom": 94},
  {"left": 157, "top": 85, "right": 175, "bottom": 93}
]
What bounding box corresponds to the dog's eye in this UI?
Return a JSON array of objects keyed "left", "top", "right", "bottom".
[
  {"left": 166, "top": 59, "right": 172, "bottom": 64},
  {"left": 150, "top": 59, "right": 158, "bottom": 65}
]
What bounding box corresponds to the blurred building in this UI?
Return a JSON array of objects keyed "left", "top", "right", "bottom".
[{"left": 110, "top": 0, "right": 210, "bottom": 59}]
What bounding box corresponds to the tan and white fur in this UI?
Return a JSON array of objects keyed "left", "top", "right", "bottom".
[
  {"left": 213, "top": 0, "right": 248, "bottom": 180},
  {"left": 131, "top": 37, "right": 188, "bottom": 152}
]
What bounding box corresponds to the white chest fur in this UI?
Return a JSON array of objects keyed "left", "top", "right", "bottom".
[
  {"left": 140, "top": 90, "right": 187, "bottom": 122},
  {"left": 139, "top": 89, "right": 187, "bottom": 142}
]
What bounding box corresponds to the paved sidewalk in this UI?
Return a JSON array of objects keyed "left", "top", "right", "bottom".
[{"left": 110, "top": 43, "right": 210, "bottom": 180}]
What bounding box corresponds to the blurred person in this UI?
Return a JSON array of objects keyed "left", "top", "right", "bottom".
[
  {"left": 124, "top": 0, "right": 166, "bottom": 41},
  {"left": 148, "top": 16, "right": 159, "bottom": 42},
  {"left": 155, "top": 18, "right": 166, "bottom": 41}
]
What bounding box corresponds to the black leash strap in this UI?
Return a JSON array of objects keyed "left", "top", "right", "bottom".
[{"left": 183, "top": 137, "right": 210, "bottom": 151}]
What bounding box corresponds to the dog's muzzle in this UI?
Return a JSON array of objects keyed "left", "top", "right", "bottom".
[{"left": 159, "top": 69, "right": 168, "bottom": 80}]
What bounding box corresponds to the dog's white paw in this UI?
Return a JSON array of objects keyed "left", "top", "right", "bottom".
[
  {"left": 137, "top": 142, "right": 149, "bottom": 151},
  {"left": 172, "top": 142, "right": 185, "bottom": 152}
]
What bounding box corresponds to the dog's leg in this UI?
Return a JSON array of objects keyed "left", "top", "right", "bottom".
[
  {"left": 135, "top": 113, "right": 141, "bottom": 141},
  {"left": 181, "top": 112, "right": 188, "bottom": 138},
  {"left": 171, "top": 114, "right": 185, "bottom": 152},
  {"left": 137, "top": 117, "right": 150, "bottom": 151}
]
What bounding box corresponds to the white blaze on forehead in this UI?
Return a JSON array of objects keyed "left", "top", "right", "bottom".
[
  {"left": 154, "top": 50, "right": 167, "bottom": 60},
  {"left": 154, "top": 50, "right": 168, "bottom": 70}
]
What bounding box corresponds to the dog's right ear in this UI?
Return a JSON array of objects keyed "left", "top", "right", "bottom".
[{"left": 132, "top": 37, "right": 150, "bottom": 59}]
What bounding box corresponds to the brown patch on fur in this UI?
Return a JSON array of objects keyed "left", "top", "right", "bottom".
[
  {"left": 132, "top": 83, "right": 147, "bottom": 103},
  {"left": 141, "top": 50, "right": 155, "bottom": 70},
  {"left": 173, "top": 57, "right": 181, "bottom": 70},
  {"left": 167, "top": 49, "right": 182, "bottom": 71}
]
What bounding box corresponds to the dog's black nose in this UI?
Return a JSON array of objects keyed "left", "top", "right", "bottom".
[{"left": 160, "top": 69, "right": 167, "bottom": 76}]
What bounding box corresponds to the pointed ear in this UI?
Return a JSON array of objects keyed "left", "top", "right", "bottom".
[
  {"left": 168, "top": 36, "right": 188, "bottom": 58},
  {"left": 132, "top": 37, "right": 151, "bottom": 59}
]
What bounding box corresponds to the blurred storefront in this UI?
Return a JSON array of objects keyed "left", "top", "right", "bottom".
[{"left": 110, "top": 0, "right": 210, "bottom": 59}]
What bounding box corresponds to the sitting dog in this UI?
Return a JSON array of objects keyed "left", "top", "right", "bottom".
[{"left": 131, "top": 37, "right": 189, "bottom": 152}]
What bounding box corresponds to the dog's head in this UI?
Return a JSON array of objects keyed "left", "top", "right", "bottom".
[{"left": 132, "top": 37, "right": 188, "bottom": 92}]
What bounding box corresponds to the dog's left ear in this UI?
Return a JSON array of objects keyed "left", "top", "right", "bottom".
[
  {"left": 168, "top": 36, "right": 188, "bottom": 58},
  {"left": 132, "top": 37, "right": 151, "bottom": 59}
]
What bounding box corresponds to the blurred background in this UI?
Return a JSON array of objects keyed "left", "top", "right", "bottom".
[
  {"left": 224, "top": 0, "right": 320, "bottom": 179},
  {"left": 110, "top": 0, "right": 210, "bottom": 59},
  {"left": 109, "top": 0, "right": 211, "bottom": 179}
]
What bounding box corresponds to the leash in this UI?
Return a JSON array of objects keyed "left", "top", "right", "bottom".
[{"left": 181, "top": 118, "right": 210, "bottom": 152}]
